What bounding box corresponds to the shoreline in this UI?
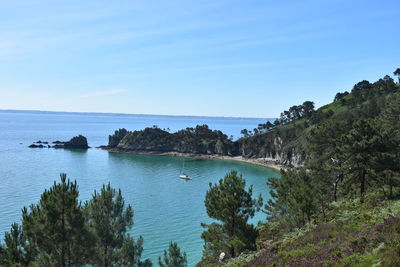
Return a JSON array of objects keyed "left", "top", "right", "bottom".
[{"left": 98, "top": 146, "right": 285, "bottom": 171}]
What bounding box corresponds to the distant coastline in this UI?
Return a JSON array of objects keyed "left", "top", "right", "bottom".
[
  {"left": 0, "top": 109, "right": 273, "bottom": 121},
  {"left": 99, "top": 146, "right": 284, "bottom": 171}
]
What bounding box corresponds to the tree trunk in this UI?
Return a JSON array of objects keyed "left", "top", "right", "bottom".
[
  {"left": 230, "top": 246, "right": 235, "bottom": 259},
  {"left": 104, "top": 245, "right": 108, "bottom": 267},
  {"left": 333, "top": 174, "right": 343, "bottom": 202},
  {"left": 230, "top": 215, "right": 235, "bottom": 258},
  {"left": 61, "top": 206, "right": 66, "bottom": 267},
  {"left": 67, "top": 241, "right": 71, "bottom": 267},
  {"left": 320, "top": 197, "right": 326, "bottom": 220},
  {"left": 360, "top": 170, "right": 366, "bottom": 203}
]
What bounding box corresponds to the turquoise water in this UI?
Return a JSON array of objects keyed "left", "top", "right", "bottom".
[{"left": 0, "top": 110, "right": 279, "bottom": 266}]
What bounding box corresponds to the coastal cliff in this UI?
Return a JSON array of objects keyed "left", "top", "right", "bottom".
[
  {"left": 103, "top": 124, "right": 306, "bottom": 168},
  {"left": 102, "top": 75, "right": 399, "bottom": 170},
  {"left": 237, "top": 125, "right": 307, "bottom": 167},
  {"left": 196, "top": 73, "right": 400, "bottom": 267}
]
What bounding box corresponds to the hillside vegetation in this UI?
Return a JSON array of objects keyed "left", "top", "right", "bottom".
[
  {"left": 237, "top": 74, "right": 399, "bottom": 167},
  {"left": 107, "top": 124, "right": 238, "bottom": 155},
  {"left": 195, "top": 70, "right": 400, "bottom": 266},
  {"left": 1, "top": 70, "right": 400, "bottom": 267},
  {"left": 215, "top": 192, "right": 400, "bottom": 267},
  {"left": 105, "top": 73, "right": 399, "bottom": 169}
]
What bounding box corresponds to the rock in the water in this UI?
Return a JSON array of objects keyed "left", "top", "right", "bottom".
[
  {"left": 53, "top": 135, "right": 89, "bottom": 149},
  {"left": 29, "top": 136, "right": 89, "bottom": 149},
  {"left": 29, "top": 144, "right": 45, "bottom": 148},
  {"left": 66, "top": 135, "right": 89, "bottom": 148}
]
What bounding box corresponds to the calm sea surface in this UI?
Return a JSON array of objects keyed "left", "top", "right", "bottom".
[{"left": 0, "top": 110, "right": 278, "bottom": 266}]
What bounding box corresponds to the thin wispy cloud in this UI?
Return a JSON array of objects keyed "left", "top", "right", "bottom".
[
  {"left": 0, "top": 0, "right": 398, "bottom": 117},
  {"left": 80, "top": 89, "right": 128, "bottom": 98}
]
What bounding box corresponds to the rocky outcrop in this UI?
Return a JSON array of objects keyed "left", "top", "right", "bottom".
[
  {"left": 29, "top": 135, "right": 89, "bottom": 149},
  {"left": 104, "top": 124, "right": 306, "bottom": 167},
  {"left": 108, "top": 125, "right": 238, "bottom": 156},
  {"left": 53, "top": 135, "right": 89, "bottom": 149},
  {"left": 237, "top": 124, "right": 307, "bottom": 167},
  {"left": 108, "top": 128, "right": 128, "bottom": 148},
  {"left": 29, "top": 144, "right": 49, "bottom": 148}
]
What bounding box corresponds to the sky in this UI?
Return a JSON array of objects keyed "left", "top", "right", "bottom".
[{"left": 0, "top": 0, "right": 399, "bottom": 118}]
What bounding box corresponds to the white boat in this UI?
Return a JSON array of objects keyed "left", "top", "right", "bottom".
[
  {"left": 179, "top": 174, "right": 192, "bottom": 180},
  {"left": 179, "top": 158, "right": 192, "bottom": 180}
]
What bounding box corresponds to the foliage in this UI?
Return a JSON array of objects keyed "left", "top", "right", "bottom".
[
  {"left": 105, "top": 71, "right": 399, "bottom": 170},
  {"left": 158, "top": 242, "right": 187, "bottom": 267},
  {"left": 3, "top": 69, "right": 400, "bottom": 267},
  {"left": 338, "top": 119, "right": 384, "bottom": 202},
  {"left": 85, "top": 183, "right": 150, "bottom": 267},
  {"left": 115, "top": 124, "right": 239, "bottom": 155},
  {"left": 201, "top": 170, "right": 262, "bottom": 260},
  {"left": 238, "top": 121, "right": 309, "bottom": 167},
  {"left": 108, "top": 128, "right": 129, "bottom": 147},
  {"left": 0, "top": 174, "right": 154, "bottom": 267},
  {"left": 21, "top": 173, "right": 92, "bottom": 266},
  {"left": 393, "top": 68, "right": 400, "bottom": 82},
  {"left": 0, "top": 223, "right": 32, "bottom": 266},
  {"left": 242, "top": 194, "right": 400, "bottom": 267},
  {"left": 218, "top": 69, "right": 400, "bottom": 266},
  {"left": 277, "top": 101, "right": 315, "bottom": 125},
  {"left": 306, "top": 119, "right": 345, "bottom": 202},
  {"left": 265, "top": 170, "right": 317, "bottom": 230},
  {"left": 240, "top": 100, "right": 314, "bottom": 137}
]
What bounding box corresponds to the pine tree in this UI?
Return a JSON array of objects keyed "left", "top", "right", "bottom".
[
  {"left": 117, "top": 235, "right": 152, "bottom": 267},
  {"left": 394, "top": 68, "right": 400, "bottom": 83},
  {"left": 339, "top": 119, "right": 381, "bottom": 202},
  {"left": 375, "top": 94, "right": 400, "bottom": 195},
  {"left": 307, "top": 119, "right": 347, "bottom": 202},
  {"left": 0, "top": 223, "right": 33, "bottom": 266},
  {"left": 201, "top": 170, "right": 262, "bottom": 258},
  {"left": 265, "top": 169, "right": 317, "bottom": 229},
  {"left": 158, "top": 242, "right": 187, "bottom": 267},
  {"left": 22, "top": 173, "right": 93, "bottom": 266},
  {"left": 86, "top": 183, "right": 151, "bottom": 267}
]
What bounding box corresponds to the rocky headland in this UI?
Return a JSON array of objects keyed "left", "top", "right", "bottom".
[{"left": 99, "top": 125, "right": 303, "bottom": 169}]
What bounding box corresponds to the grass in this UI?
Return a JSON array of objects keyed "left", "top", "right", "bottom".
[{"left": 218, "top": 191, "right": 400, "bottom": 267}]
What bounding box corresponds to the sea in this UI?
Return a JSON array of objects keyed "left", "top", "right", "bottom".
[{"left": 0, "top": 110, "right": 279, "bottom": 266}]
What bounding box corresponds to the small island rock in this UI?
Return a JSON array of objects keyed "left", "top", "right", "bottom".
[{"left": 54, "top": 135, "right": 89, "bottom": 149}]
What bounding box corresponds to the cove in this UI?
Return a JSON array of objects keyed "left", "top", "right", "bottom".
[{"left": 0, "top": 111, "right": 279, "bottom": 266}]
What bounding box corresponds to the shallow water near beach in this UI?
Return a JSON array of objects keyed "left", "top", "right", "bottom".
[{"left": 0, "top": 110, "right": 279, "bottom": 266}]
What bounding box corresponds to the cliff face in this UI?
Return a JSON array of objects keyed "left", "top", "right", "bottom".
[
  {"left": 107, "top": 124, "right": 307, "bottom": 167},
  {"left": 237, "top": 123, "right": 308, "bottom": 167}
]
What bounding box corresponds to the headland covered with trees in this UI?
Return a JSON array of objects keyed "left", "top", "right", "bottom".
[
  {"left": 103, "top": 69, "right": 400, "bottom": 169},
  {"left": 1, "top": 69, "right": 400, "bottom": 266}
]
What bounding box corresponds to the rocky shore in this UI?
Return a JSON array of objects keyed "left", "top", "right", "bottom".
[{"left": 98, "top": 146, "right": 285, "bottom": 171}]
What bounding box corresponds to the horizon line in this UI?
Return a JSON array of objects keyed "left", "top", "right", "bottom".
[{"left": 0, "top": 108, "right": 275, "bottom": 120}]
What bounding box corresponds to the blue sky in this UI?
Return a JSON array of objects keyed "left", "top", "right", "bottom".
[{"left": 0, "top": 0, "right": 399, "bottom": 117}]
